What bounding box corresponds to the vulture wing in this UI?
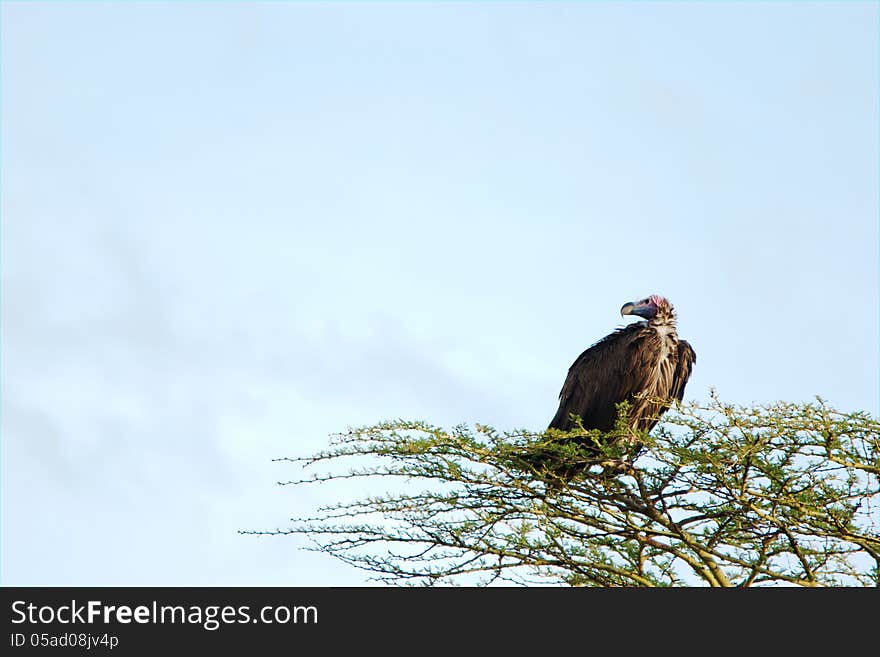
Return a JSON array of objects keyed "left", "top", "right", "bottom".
[
  {"left": 549, "top": 324, "right": 660, "bottom": 432},
  {"left": 670, "top": 340, "right": 697, "bottom": 402}
]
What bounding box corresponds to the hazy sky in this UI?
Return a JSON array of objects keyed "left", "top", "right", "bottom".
[{"left": 2, "top": 1, "right": 877, "bottom": 586}]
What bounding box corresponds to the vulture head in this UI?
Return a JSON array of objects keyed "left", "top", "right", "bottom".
[{"left": 620, "top": 294, "right": 672, "bottom": 321}]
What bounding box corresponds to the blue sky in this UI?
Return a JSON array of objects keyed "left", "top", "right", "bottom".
[{"left": 2, "top": 1, "right": 877, "bottom": 585}]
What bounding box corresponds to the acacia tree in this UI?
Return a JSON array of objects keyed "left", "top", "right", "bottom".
[{"left": 247, "top": 394, "right": 880, "bottom": 586}]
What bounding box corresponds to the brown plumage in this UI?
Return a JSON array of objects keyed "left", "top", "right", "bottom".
[{"left": 549, "top": 294, "right": 696, "bottom": 441}]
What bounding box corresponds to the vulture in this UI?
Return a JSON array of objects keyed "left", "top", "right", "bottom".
[{"left": 547, "top": 294, "right": 696, "bottom": 453}]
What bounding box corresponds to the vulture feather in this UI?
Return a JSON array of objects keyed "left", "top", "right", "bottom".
[{"left": 548, "top": 294, "right": 696, "bottom": 452}]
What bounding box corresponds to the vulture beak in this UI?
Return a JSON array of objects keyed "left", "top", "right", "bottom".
[{"left": 620, "top": 302, "right": 636, "bottom": 317}]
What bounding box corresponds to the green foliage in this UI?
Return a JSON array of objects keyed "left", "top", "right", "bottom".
[{"left": 247, "top": 394, "right": 880, "bottom": 586}]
